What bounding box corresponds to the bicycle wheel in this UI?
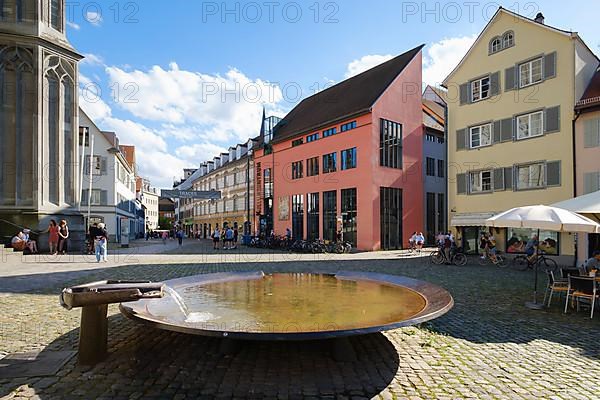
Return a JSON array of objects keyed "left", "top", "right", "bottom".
[
  {"left": 494, "top": 254, "right": 508, "bottom": 268},
  {"left": 478, "top": 255, "right": 489, "bottom": 266},
  {"left": 542, "top": 257, "right": 558, "bottom": 273},
  {"left": 430, "top": 251, "right": 444, "bottom": 265},
  {"left": 453, "top": 253, "right": 467, "bottom": 266},
  {"left": 512, "top": 255, "right": 529, "bottom": 271}
]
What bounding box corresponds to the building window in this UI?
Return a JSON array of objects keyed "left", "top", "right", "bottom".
[
  {"left": 322, "top": 190, "right": 337, "bottom": 242},
  {"left": 50, "top": 0, "right": 61, "bottom": 30},
  {"left": 291, "top": 161, "right": 303, "bottom": 180},
  {"left": 426, "top": 134, "right": 435, "bottom": 142},
  {"left": 517, "top": 111, "right": 543, "bottom": 140},
  {"left": 380, "top": 187, "right": 402, "bottom": 250},
  {"left": 323, "top": 152, "right": 337, "bottom": 173},
  {"left": 470, "top": 123, "right": 492, "bottom": 148},
  {"left": 517, "top": 163, "right": 545, "bottom": 190},
  {"left": 437, "top": 160, "right": 445, "bottom": 178},
  {"left": 437, "top": 136, "right": 445, "bottom": 144},
  {"left": 490, "top": 38, "right": 502, "bottom": 53},
  {"left": 292, "top": 138, "right": 303, "bottom": 147},
  {"left": 306, "top": 133, "right": 319, "bottom": 142},
  {"left": 519, "top": 58, "right": 543, "bottom": 88},
  {"left": 292, "top": 194, "right": 304, "bottom": 240},
  {"left": 63, "top": 80, "right": 74, "bottom": 204},
  {"left": 341, "top": 188, "right": 357, "bottom": 247},
  {"left": 341, "top": 121, "right": 357, "bottom": 132},
  {"left": 79, "top": 127, "right": 90, "bottom": 146},
  {"left": 470, "top": 170, "right": 492, "bottom": 193},
  {"left": 323, "top": 127, "right": 337, "bottom": 137},
  {"left": 471, "top": 76, "right": 490, "bottom": 102},
  {"left": 503, "top": 32, "right": 514, "bottom": 48},
  {"left": 426, "top": 158, "right": 435, "bottom": 176},
  {"left": 264, "top": 168, "right": 273, "bottom": 198},
  {"left": 341, "top": 148, "right": 357, "bottom": 170},
  {"left": 307, "top": 192, "right": 319, "bottom": 241},
  {"left": 380, "top": 119, "right": 402, "bottom": 169},
  {"left": 307, "top": 157, "right": 319, "bottom": 177}
]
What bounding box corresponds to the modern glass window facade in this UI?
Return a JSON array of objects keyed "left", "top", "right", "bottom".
[
  {"left": 322, "top": 190, "right": 337, "bottom": 242},
  {"left": 380, "top": 187, "right": 402, "bottom": 250},
  {"left": 307, "top": 192, "right": 319, "bottom": 241},
  {"left": 292, "top": 194, "right": 304, "bottom": 240},
  {"left": 380, "top": 119, "right": 403, "bottom": 169},
  {"left": 341, "top": 188, "right": 357, "bottom": 247},
  {"left": 323, "top": 152, "right": 337, "bottom": 173}
]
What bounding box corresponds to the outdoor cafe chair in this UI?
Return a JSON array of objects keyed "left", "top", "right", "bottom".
[
  {"left": 578, "top": 265, "right": 588, "bottom": 277},
  {"left": 564, "top": 276, "right": 599, "bottom": 319},
  {"left": 543, "top": 270, "right": 570, "bottom": 308},
  {"left": 560, "top": 268, "right": 580, "bottom": 281}
]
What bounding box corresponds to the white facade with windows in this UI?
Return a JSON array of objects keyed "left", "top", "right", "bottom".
[
  {"left": 79, "top": 110, "right": 137, "bottom": 242},
  {"left": 139, "top": 179, "right": 159, "bottom": 230}
]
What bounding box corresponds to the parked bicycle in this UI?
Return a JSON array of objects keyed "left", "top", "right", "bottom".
[
  {"left": 512, "top": 251, "right": 558, "bottom": 273},
  {"left": 430, "top": 246, "right": 467, "bottom": 266},
  {"left": 478, "top": 251, "right": 507, "bottom": 267},
  {"left": 249, "top": 236, "right": 352, "bottom": 254}
]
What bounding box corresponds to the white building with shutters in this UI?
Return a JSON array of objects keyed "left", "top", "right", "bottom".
[
  {"left": 79, "top": 109, "right": 138, "bottom": 243},
  {"left": 442, "top": 7, "right": 599, "bottom": 264}
]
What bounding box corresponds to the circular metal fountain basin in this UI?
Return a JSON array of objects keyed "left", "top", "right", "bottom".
[{"left": 120, "top": 271, "right": 453, "bottom": 340}]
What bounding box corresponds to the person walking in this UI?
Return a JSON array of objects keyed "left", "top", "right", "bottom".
[
  {"left": 212, "top": 225, "right": 221, "bottom": 250},
  {"left": 176, "top": 228, "right": 184, "bottom": 247},
  {"left": 95, "top": 223, "right": 108, "bottom": 263},
  {"left": 224, "top": 226, "right": 234, "bottom": 250},
  {"left": 58, "top": 220, "right": 69, "bottom": 255},
  {"left": 48, "top": 220, "right": 59, "bottom": 255},
  {"left": 161, "top": 230, "right": 168, "bottom": 245}
]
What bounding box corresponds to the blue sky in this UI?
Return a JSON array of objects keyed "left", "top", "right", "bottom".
[{"left": 71, "top": 0, "right": 600, "bottom": 187}]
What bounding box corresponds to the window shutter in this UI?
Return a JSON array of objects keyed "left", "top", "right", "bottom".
[
  {"left": 493, "top": 168, "right": 505, "bottom": 191},
  {"left": 504, "top": 167, "right": 513, "bottom": 190},
  {"left": 543, "top": 52, "right": 557, "bottom": 80},
  {"left": 584, "top": 172, "right": 600, "bottom": 194},
  {"left": 500, "top": 118, "right": 513, "bottom": 142},
  {"left": 100, "top": 157, "right": 108, "bottom": 174},
  {"left": 545, "top": 106, "right": 560, "bottom": 133},
  {"left": 457, "top": 173, "right": 467, "bottom": 195},
  {"left": 584, "top": 119, "right": 600, "bottom": 148},
  {"left": 83, "top": 155, "right": 90, "bottom": 175},
  {"left": 546, "top": 161, "right": 561, "bottom": 187},
  {"left": 490, "top": 71, "right": 501, "bottom": 96},
  {"left": 493, "top": 120, "right": 501, "bottom": 143},
  {"left": 459, "top": 83, "right": 470, "bottom": 105},
  {"left": 505, "top": 66, "right": 516, "bottom": 91},
  {"left": 100, "top": 190, "right": 108, "bottom": 205},
  {"left": 456, "top": 129, "right": 467, "bottom": 151}
]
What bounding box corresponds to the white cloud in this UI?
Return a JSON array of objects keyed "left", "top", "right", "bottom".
[
  {"left": 85, "top": 11, "right": 103, "bottom": 27},
  {"left": 423, "top": 35, "right": 477, "bottom": 86},
  {"left": 67, "top": 21, "right": 80, "bottom": 30},
  {"left": 344, "top": 54, "right": 393, "bottom": 78},
  {"left": 175, "top": 143, "right": 228, "bottom": 163},
  {"left": 104, "top": 62, "right": 284, "bottom": 144},
  {"left": 81, "top": 53, "right": 104, "bottom": 66}
]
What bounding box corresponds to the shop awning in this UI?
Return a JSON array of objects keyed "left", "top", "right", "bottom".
[
  {"left": 450, "top": 212, "right": 497, "bottom": 227},
  {"left": 551, "top": 190, "right": 600, "bottom": 215}
]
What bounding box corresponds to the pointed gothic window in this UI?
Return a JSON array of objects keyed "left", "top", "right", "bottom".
[{"left": 50, "top": 0, "right": 61, "bottom": 31}]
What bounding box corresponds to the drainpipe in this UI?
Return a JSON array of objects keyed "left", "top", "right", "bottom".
[{"left": 572, "top": 110, "right": 581, "bottom": 267}]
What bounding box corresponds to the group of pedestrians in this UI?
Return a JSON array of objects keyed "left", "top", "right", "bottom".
[
  {"left": 10, "top": 220, "right": 69, "bottom": 255},
  {"left": 211, "top": 224, "right": 238, "bottom": 250}
]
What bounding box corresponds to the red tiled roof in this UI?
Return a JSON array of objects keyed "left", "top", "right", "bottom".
[{"left": 576, "top": 69, "right": 600, "bottom": 110}]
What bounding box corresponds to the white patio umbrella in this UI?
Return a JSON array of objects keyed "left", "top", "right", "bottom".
[
  {"left": 485, "top": 205, "right": 600, "bottom": 309},
  {"left": 486, "top": 205, "right": 600, "bottom": 233}
]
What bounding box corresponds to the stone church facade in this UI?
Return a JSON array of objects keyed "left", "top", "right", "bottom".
[{"left": 0, "top": 0, "right": 84, "bottom": 249}]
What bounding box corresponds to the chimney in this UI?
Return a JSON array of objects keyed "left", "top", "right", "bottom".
[{"left": 534, "top": 12, "right": 544, "bottom": 24}]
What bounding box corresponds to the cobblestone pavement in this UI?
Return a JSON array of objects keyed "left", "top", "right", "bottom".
[{"left": 0, "top": 249, "right": 599, "bottom": 399}]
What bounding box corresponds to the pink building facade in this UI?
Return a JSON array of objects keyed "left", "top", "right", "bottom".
[{"left": 253, "top": 46, "right": 425, "bottom": 251}]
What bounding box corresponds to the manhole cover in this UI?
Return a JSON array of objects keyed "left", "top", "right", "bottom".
[{"left": 0, "top": 351, "right": 76, "bottom": 379}]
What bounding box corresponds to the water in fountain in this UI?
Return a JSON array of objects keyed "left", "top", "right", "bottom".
[
  {"left": 164, "top": 285, "right": 215, "bottom": 323},
  {"left": 164, "top": 286, "right": 190, "bottom": 316}
]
